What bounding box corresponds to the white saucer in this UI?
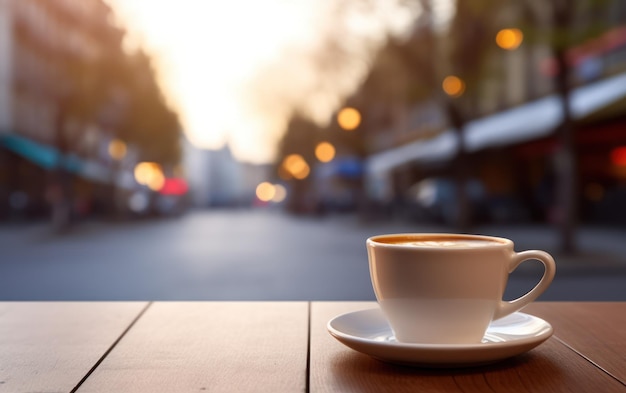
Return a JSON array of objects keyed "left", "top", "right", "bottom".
[{"left": 327, "top": 308, "right": 553, "bottom": 367}]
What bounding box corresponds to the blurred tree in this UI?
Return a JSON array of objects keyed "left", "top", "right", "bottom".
[
  {"left": 50, "top": 27, "right": 126, "bottom": 229},
  {"left": 50, "top": 13, "right": 181, "bottom": 228},
  {"left": 430, "top": 0, "right": 502, "bottom": 231},
  {"left": 60, "top": 33, "right": 181, "bottom": 166},
  {"left": 522, "top": 0, "right": 611, "bottom": 253},
  {"left": 275, "top": 0, "right": 503, "bottom": 224},
  {"left": 58, "top": 22, "right": 128, "bottom": 147},
  {"left": 346, "top": 0, "right": 502, "bottom": 228},
  {"left": 117, "top": 51, "right": 181, "bottom": 166}
]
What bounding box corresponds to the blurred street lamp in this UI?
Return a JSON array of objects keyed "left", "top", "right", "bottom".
[
  {"left": 496, "top": 28, "right": 523, "bottom": 50},
  {"left": 256, "top": 182, "right": 276, "bottom": 202},
  {"left": 134, "top": 161, "right": 165, "bottom": 191},
  {"left": 272, "top": 184, "right": 287, "bottom": 203},
  {"left": 315, "top": 141, "right": 336, "bottom": 163},
  {"left": 281, "top": 154, "right": 310, "bottom": 180},
  {"left": 337, "top": 107, "right": 361, "bottom": 131},
  {"left": 147, "top": 171, "right": 165, "bottom": 192},
  {"left": 442, "top": 75, "right": 465, "bottom": 97},
  {"left": 256, "top": 182, "right": 287, "bottom": 203},
  {"left": 108, "top": 138, "right": 127, "bottom": 161},
  {"left": 134, "top": 162, "right": 153, "bottom": 185}
]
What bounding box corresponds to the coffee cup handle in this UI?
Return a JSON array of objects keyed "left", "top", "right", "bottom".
[{"left": 494, "top": 250, "right": 556, "bottom": 320}]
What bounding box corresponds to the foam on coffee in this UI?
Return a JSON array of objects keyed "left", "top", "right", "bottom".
[
  {"left": 376, "top": 236, "right": 502, "bottom": 248},
  {"left": 402, "top": 239, "right": 497, "bottom": 248}
]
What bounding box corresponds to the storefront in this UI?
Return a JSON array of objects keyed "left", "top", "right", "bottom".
[{"left": 364, "top": 71, "right": 626, "bottom": 224}]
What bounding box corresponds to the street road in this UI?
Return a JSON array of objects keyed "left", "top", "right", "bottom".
[{"left": 1, "top": 209, "right": 625, "bottom": 300}]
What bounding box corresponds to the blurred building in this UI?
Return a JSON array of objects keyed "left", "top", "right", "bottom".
[
  {"left": 0, "top": 0, "right": 127, "bottom": 220},
  {"left": 183, "top": 138, "right": 269, "bottom": 208},
  {"left": 360, "top": 0, "right": 626, "bottom": 226},
  {"left": 0, "top": 0, "right": 183, "bottom": 222}
]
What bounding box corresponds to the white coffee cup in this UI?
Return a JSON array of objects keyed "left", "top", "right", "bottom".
[{"left": 367, "top": 233, "right": 556, "bottom": 344}]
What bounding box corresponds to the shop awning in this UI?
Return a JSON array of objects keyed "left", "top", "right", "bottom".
[
  {"left": 0, "top": 134, "right": 60, "bottom": 169},
  {"left": 366, "top": 71, "right": 626, "bottom": 175},
  {"left": 0, "top": 133, "right": 120, "bottom": 185}
]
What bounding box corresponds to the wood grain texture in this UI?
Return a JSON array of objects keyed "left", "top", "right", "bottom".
[
  {"left": 526, "top": 302, "right": 626, "bottom": 384},
  {"left": 78, "top": 302, "right": 308, "bottom": 393},
  {"left": 310, "top": 302, "right": 626, "bottom": 393},
  {"left": 0, "top": 302, "right": 147, "bottom": 393}
]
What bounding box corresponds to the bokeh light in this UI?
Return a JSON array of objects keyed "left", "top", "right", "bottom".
[
  {"left": 256, "top": 182, "right": 276, "bottom": 202},
  {"left": 496, "top": 28, "right": 523, "bottom": 50},
  {"left": 282, "top": 154, "right": 311, "bottom": 180},
  {"left": 108, "top": 139, "right": 127, "bottom": 161},
  {"left": 146, "top": 169, "right": 165, "bottom": 191},
  {"left": 134, "top": 162, "right": 154, "bottom": 185},
  {"left": 293, "top": 164, "right": 310, "bottom": 180},
  {"left": 337, "top": 107, "right": 361, "bottom": 131},
  {"left": 610, "top": 146, "right": 626, "bottom": 166},
  {"left": 315, "top": 141, "right": 336, "bottom": 163},
  {"left": 271, "top": 184, "right": 287, "bottom": 203},
  {"left": 442, "top": 75, "right": 465, "bottom": 97},
  {"left": 108, "top": 0, "right": 420, "bottom": 164},
  {"left": 134, "top": 162, "right": 165, "bottom": 191},
  {"left": 278, "top": 165, "right": 292, "bottom": 181}
]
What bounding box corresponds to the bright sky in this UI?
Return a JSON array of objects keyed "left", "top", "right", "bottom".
[{"left": 106, "top": 0, "right": 424, "bottom": 164}]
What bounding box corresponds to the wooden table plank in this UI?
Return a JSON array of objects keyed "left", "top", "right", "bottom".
[
  {"left": 78, "top": 302, "right": 308, "bottom": 393},
  {"left": 0, "top": 302, "right": 148, "bottom": 393},
  {"left": 310, "top": 302, "right": 626, "bottom": 393},
  {"left": 526, "top": 302, "right": 626, "bottom": 384}
]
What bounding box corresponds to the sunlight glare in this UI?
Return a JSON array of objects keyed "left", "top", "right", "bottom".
[{"left": 107, "top": 0, "right": 421, "bottom": 163}]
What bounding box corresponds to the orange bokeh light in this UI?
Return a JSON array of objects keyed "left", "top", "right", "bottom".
[
  {"left": 442, "top": 75, "right": 465, "bottom": 97},
  {"left": 108, "top": 139, "right": 127, "bottom": 161},
  {"left": 134, "top": 162, "right": 165, "bottom": 191},
  {"left": 256, "top": 182, "right": 275, "bottom": 202},
  {"left": 315, "top": 141, "right": 336, "bottom": 163},
  {"left": 281, "top": 154, "right": 310, "bottom": 180},
  {"left": 337, "top": 107, "right": 361, "bottom": 131},
  {"left": 496, "top": 28, "right": 523, "bottom": 50}
]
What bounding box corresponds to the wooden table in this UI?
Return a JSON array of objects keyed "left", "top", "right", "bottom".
[{"left": 0, "top": 302, "right": 624, "bottom": 392}]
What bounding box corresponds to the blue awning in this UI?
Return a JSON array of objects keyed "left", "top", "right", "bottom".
[
  {"left": 1, "top": 133, "right": 122, "bottom": 185},
  {"left": 316, "top": 157, "right": 364, "bottom": 179},
  {"left": 0, "top": 133, "right": 94, "bottom": 176},
  {"left": 0, "top": 134, "right": 60, "bottom": 169}
]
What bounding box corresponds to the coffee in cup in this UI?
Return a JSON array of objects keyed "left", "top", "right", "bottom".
[{"left": 367, "top": 233, "right": 556, "bottom": 344}]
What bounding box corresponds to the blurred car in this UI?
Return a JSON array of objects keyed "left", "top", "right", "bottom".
[{"left": 405, "top": 177, "right": 487, "bottom": 225}]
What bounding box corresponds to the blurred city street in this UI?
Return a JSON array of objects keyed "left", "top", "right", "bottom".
[{"left": 1, "top": 209, "right": 625, "bottom": 301}]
